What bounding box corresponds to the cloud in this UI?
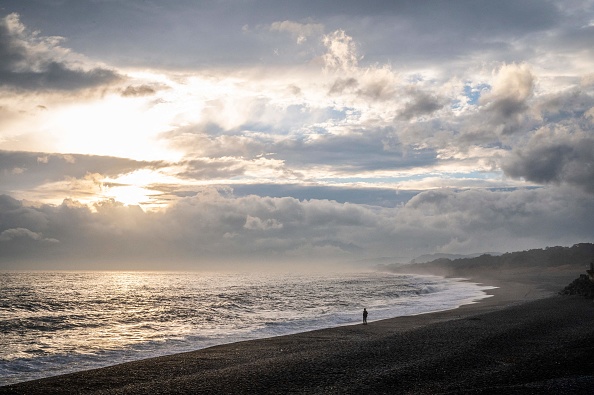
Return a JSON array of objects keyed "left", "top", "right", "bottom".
[
  {"left": 230, "top": 184, "right": 418, "bottom": 208},
  {"left": 502, "top": 127, "right": 594, "bottom": 193},
  {"left": 0, "top": 227, "right": 58, "bottom": 243},
  {"left": 1, "top": 0, "right": 563, "bottom": 71},
  {"left": 270, "top": 20, "right": 324, "bottom": 44},
  {"left": 1, "top": 185, "right": 592, "bottom": 270},
  {"left": 321, "top": 29, "right": 360, "bottom": 71},
  {"left": 398, "top": 89, "right": 447, "bottom": 120},
  {"left": 328, "top": 77, "right": 358, "bottom": 95},
  {"left": 178, "top": 156, "right": 292, "bottom": 181},
  {"left": 0, "top": 150, "right": 164, "bottom": 202},
  {"left": 328, "top": 70, "right": 400, "bottom": 102},
  {"left": 0, "top": 13, "right": 120, "bottom": 91},
  {"left": 401, "top": 186, "right": 593, "bottom": 253},
  {"left": 244, "top": 215, "right": 283, "bottom": 230},
  {"left": 121, "top": 84, "right": 157, "bottom": 97},
  {"left": 479, "top": 63, "right": 535, "bottom": 134},
  {"left": 538, "top": 88, "right": 594, "bottom": 121}
]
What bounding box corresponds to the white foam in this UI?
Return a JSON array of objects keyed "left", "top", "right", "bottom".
[{"left": 0, "top": 271, "right": 495, "bottom": 385}]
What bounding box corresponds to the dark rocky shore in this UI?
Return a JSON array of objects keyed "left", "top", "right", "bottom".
[
  {"left": 560, "top": 274, "right": 594, "bottom": 299},
  {"left": 2, "top": 269, "right": 594, "bottom": 394}
]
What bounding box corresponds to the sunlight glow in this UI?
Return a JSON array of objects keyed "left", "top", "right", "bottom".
[
  {"left": 104, "top": 185, "right": 160, "bottom": 207},
  {"left": 100, "top": 168, "right": 189, "bottom": 209},
  {"left": 44, "top": 93, "right": 181, "bottom": 161}
]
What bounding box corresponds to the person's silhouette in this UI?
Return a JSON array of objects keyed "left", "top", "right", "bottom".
[{"left": 363, "top": 308, "right": 368, "bottom": 325}]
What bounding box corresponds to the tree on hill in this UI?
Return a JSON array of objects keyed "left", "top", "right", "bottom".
[{"left": 383, "top": 243, "right": 594, "bottom": 277}]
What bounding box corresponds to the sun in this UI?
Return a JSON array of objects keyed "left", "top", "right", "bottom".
[
  {"left": 104, "top": 185, "right": 160, "bottom": 207},
  {"left": 100, "top": 169, "right": 185, "bottom": 210}
]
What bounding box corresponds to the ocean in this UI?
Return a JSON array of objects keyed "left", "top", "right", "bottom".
[{"left": 0, "top": 270, "right": 495, "bottom": 385}]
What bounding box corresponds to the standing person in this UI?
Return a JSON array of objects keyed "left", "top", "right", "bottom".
[{"left": 363, "top": 308, "right": 368, "bottom": 325}]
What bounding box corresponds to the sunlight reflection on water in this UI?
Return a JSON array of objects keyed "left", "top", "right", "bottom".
[{"left": 0, "top": 270, "right": 494, "bottom": 385}]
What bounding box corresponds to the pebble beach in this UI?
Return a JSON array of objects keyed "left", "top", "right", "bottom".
[{"left": 2, "top": 270, "right": 593, "bottom": 394}]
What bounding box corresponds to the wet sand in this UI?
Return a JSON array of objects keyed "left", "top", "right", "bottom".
[{"left": 2, "top": 270, "right": 594, "bottom": 394}]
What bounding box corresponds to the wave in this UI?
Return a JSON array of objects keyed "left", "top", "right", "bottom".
[{"left": 0, "top": 271, "right": 494, "bottom": 385}]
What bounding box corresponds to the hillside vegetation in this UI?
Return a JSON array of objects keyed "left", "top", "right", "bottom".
[{"left": 383, "top": 243, "right": 594, "bottom": 279}]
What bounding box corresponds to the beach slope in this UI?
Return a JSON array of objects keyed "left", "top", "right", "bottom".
[{"left": 2, "top": 273, "right": 594, "bottom": 394}]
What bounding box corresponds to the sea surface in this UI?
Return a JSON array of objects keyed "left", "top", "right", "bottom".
[{"left": 0, "top": 270, "right": 495, "bottom": 385}]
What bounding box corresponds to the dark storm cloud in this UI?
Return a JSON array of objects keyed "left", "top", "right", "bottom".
[
  {"left": 398, "top": 90, "right": 447, "bottom": 121},
  {"left": 538, "top": 89, "right": 594, "bottom": 122},
  {"left": 502, "top": 136, "right": 594, "bottom": 194},
  {"left": 498, "top": 85, "right": 594, "bottom": 194},
  {"left": 0, "top": 194, "right": 50, "bottom": 231},
  {"left": 0, "top": 13, "right": 120, "bottom": 91}
]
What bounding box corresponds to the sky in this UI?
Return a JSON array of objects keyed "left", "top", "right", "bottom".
[{"left": 0, "top": 0, "right": 593, "bottom": 271}]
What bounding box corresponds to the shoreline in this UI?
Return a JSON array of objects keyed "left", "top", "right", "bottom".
[
  {"left": 2, "top": 270, "right": 593, "bottom": 394},
  {"left": 0, "top": 272, "right": 495, "bottom": 386}
]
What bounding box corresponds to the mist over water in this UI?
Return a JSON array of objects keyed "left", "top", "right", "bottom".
[{"left": 0, "top": 271, "right": 494, "bottom": 385}]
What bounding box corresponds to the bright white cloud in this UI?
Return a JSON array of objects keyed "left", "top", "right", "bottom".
[{"left": 321, "top": 29, "right": 360, "bottom": 71}]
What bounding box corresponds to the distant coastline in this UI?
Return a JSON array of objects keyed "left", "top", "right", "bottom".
[{"left": 380, "top": 243, "right": 594, "bottom": 280}]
